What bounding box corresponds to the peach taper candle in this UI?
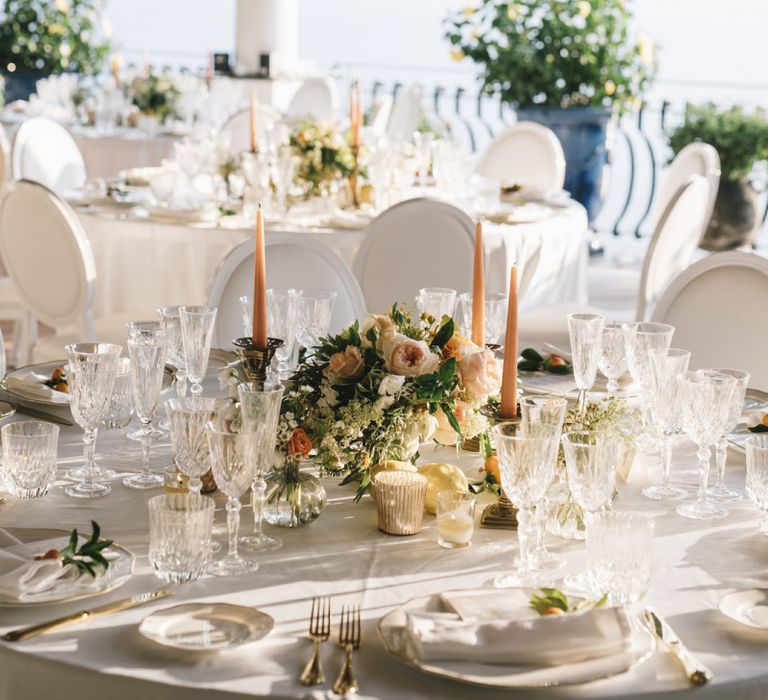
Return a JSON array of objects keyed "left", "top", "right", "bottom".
[
  {"left": 249, "top": 91, "right": 259, "bottom": 153},
  {"left": 472, "top": 221, "right": 485, "bottom": 347},
  {"left": 252, "top": 205, "right": 268, "bottom": 347},
  {"left": 499, "top": 265, "right": 518, "bottom": 418}
]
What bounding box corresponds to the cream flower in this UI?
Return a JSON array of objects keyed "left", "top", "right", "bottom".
[
  {"left": 360, "top": 313, "right": 394, "bottom": 349},
  {"left": 381, "top": 332, "right": 440, "bottom": 377},
  {"left": 459, "top": 349, "right": 502, "bottom": 398},
  {"left": 637, "top": 33, "right": 654, "bottom": 66},
  {"left": 375, "top": 373, "right": 406, "bottom": 410},
  {"left": 327, "top": 345, "right": 364, "bottom": 381},
  {"left": 576, "top": 1, "right": 591, "bottom": 18}
]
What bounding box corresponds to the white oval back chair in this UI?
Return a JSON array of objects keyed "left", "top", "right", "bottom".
[
  {"left": 476, "top": 121, "right": 566, "bottom": 190},
  {"left": 219, "top": 105, "right": 282, "bottom": 155},
  {"left": 386, "top": 86, "right": 422, "bottom": 141},
  {"left": 353, "top": 198, "right": 475, "bottom": 315},
  {"left": 208, "top": 233, "right": 366, "bottom": 349},
  {"left": 285, "top": 78, "right": 337, "bottom": 124},
  {"left": 652, "top": 251, "right": 768, "bottom": 391},
  {"left": 11, "top": 117, "right": 87, "bottom": 195}
]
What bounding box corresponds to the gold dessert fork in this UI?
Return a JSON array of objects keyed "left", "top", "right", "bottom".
[
  {"left": 333, "top": 605, "right": 361, "bottom": 696},
  {"left": 299, "top": 596, "right": 331, "bottom": 685}
]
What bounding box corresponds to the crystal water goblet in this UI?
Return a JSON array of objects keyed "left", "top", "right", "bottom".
[
  {"left": 267, "top": 289, "right": 302, "bottom": 377},
  {"left": 123, "top": 331, "right": 167, "bottom": 489},
  {"left": 416, "top": 287, "right": 457, "bottom": 323},
  {"left": 237, "top": 382, "right": 285, "bottom": 552},
  {"left": 206, "top": 419, "right": 258, "bottom": 576},
  {"left": 64, "top": 343, "right": 121, "bottom": 497},
  {"left": 567, "top": 313, "right": 605, "bottom": 411},
  {"left": 103, "top": 357, "right": 133, "bottom": 430},
  {"left": 707, "top": 368, "right": 750, "bottom": 500},
  {"left": 623, "top": 322, "right": 675, "bottom": 397},
  {"left": 456, "top": 292, "right": 507, "bottom": 344},
  {"left": 157, "top": 306, "right": 188, "bottom": 398},
  {"left": 519, "top": 396, "right": 568, "bottom": 571},
  {"left": 492, "top": 421, "right": 560, "bottom": 588},
  {"left": 643, "top": 348, "right": 690, "bottom": 501},
  {"left": 598, "top": 321, "right": 628, "bottom": 395},
  {"left": 296, "top": 290, "right": 336, "bottom": 356},
  {"left": 180, "top": 305, "right": 217, "bottom": 395},
  {"left": 239, "top": 295, "right": 253, "bottom": 338},
  {"left": 2, "top": 421, "right": 59, "bottom": 499},
  {"left": 165, "top": 397, "right": 218, "bottom": 494},
  {"left": 126, "top": 321, "right": 168, "bottom": 441},
  {"left": 677, "top": 370, "right": 737, "bottom": 520},
  {"left": 746, "top": 435, "right": 768, "bottom": 535}
]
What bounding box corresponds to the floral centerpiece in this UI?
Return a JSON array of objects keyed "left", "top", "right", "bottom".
[
  {"left": 128, "top": 72, "right": 180, "bottom": 124},
  {"left": 289, "top": 121, "right": 356, "bottom": 198},
  {"left": 274, "top": 305, "right": 501, "bottom": 500}
]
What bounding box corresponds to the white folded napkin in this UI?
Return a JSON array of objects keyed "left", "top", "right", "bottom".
[
  {"left": 326, "top": 209, "right": 371, "bottom": 231},
  {"left": 405, "top": 590, "right": 632, "bottom": 666},
  {"left": 5, "top": 370, "right": 69, "bottom": 404}
]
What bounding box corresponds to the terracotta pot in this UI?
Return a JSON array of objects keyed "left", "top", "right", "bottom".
[{"left": 700, "top": 177, "right": 762, "bottom": 251}]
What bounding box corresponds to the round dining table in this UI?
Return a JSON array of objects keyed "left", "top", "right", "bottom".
[{"left": 0, "top": 370, "right": 767, "bottom": 700}]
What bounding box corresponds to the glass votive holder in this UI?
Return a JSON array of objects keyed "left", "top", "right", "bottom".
[
  {"left": 436, "top": 490, "right": 476, "bottom": 549},
  {"left": 148, "top": 493, "right": 214, "bottom": 583},
  {"left": 587, "top": 511, "right": 654, "bottom": 605},
  {"left": 103, "top": 358, "right": 133, "bottom": 429},
  {"left": 374, "top": 472, "right": 428, "bottom": 536},
  {"left": 416, "top": 287, "right": 457, "bottom": 321},
  {"left": 2, "top": 421, "right": 59, "bottom": 498}
]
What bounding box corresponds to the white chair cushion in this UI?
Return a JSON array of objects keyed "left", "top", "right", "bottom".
[{"left": 520, "top": 304, "right": 633, "bottom": 350}]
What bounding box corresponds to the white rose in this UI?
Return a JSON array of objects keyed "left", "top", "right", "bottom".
[
  {"left": 361, "top": 314, "right": 394, "bottom": 349},
  {"left": 459, "top": 349, "right": 502, "bottom": 398},
  {"left": 381, "top": 332, "right": 441, "bottom": 377},
  {"left": 378, "top": 373, "right": 406, "bottom": 396},
  {"left": 417, "top": 413, "right": 439, "bottom": 442}
]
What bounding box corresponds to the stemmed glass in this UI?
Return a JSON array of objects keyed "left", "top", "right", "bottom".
[
  {"left": 519, "top": 396, "right": 568, "bottom": 571},
  {"left": 165, "top": 397, "right": 218, "bottom": 494},
  {"left": 598, "top": 321, "right": 627, "bottom": 395},
  {"left": 179, "top": 305, "right": 217, "bottom": 395},
  {"left": 708, "top": 368, "right": 750, "bottom": 500},
  {"left": 746, "top": 435, "right": 768, "bottom": 535},
  {"left": 492, "top": 421, "right": 560, "bottom": 588},
  {"left": 206, "top": 415, "right": 258, "bottom": 576},
  {"left": 677, "top": 370, "right": 737, "bottom": 520},
  {"left": 416, "top": 288, "right": 457, "bottom": 322},
  {"left": 296, "top": 290, "right": 337, "bottom": 356},
  {"left": 413, "top": 131, "right": 434, "bottom": 188},
  {"left": 126, "top": 321, "right": 167, "bottom": 441},
  {"left": 643, "top": 348, "right": 691, "bottom": 501},
  {"left": 623, "top": 322, "right": 674, "bottom": 398},
  {"left": 237, "top": 382, "right": 285, "bottom": 552},
  {"left": 157, "top": 306, "right": 188, "bottom": 398},
  {"left": 123, "top": 328, "right": 168, "bottom": 489},
  {"left": 456, "top": 292, "right": 507, "bottom": 345},
  {"left": 567, "top": 313, "right": 604, "bottom": 411},
  {"left": 63, "top": 342, "right": 121, "bottom": 498}
]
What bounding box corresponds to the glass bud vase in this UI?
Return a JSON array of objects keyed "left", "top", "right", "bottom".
[{"left": 264, "top": 457, "right": 327, "bottom": 528}]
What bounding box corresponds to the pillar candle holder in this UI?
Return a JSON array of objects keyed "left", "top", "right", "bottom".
[
  {"left": 478, "top": 402, "right": 519, "bottom": 530},
  {"left": 232, "top": 337, "right": 284, "bottom": 387}
]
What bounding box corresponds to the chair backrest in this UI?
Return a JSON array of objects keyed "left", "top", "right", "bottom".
[
  {"left": 386, "top": 86, "right": 422, "bottom": 141},
  {"left": 651, "top": 251, "right": 768, "bottom": 391},
  {"left": 656, "top": 142, "right": 720, "bottom": 233},
  {"left": 636, "top": 174, "right": 712, "bottom": 321},
  {"left": 285, "top": 78, "right": 337, "bottom": 124},
  {"left": 11, "top": 117, "right": 87, "bottom": 195},
  {"left": 208, "top": 233, "right": 366, "bottom": 349},
  {"left": 353, "top": 198, "right": 475, "bottom": 314},
  {"left": 0, "top": 180, "right": 95, "bottom": 330},
  {"left": 219, "top": 106, "right": 282, "bottom": 155},
  {"left": 370, "top": 94, "right": 393, "bottom": 136},
  {"left": 476, "top": 121, "right": 566, "bottom": 190},
  {"left": 0, "top": 123, "right": 9, "bottom": 184}
]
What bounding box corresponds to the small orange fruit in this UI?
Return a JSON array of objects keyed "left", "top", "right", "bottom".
[
  {"left": 761, "top": 413, "right": 768, "bottom": 427},
  {"left": 484, "top": 454, "right": 500, "bottom": 484},
  {"left": 549, "top": 356, "right": 566, "bottom": 367},
  {"left": 542, "top": 607, "right": 565, "bottom": 616}
]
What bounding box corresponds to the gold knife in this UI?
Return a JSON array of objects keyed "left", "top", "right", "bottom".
[
  {"left": 642, "top": 609, "right": 713, "bottom": 685},
  {"left": 3, "top": 589, "right": 175, "bottom": 642}
]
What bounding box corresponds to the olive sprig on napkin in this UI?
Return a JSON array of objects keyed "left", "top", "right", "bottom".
[
  {"left": 34, "top": 521, "right": 114, "bottom": 578},
  {"left": 530, "top": 587, "right": 608, "bottom": 616},
  {"left": 517, "top": 348, "right": 573, "bottom": 375}
]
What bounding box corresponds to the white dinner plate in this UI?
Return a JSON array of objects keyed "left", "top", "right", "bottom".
[
  {"left": 139, "top": 603, "right": 274, "bottom": 651},
  {"left": 719, "top": 589, "right": 768, "bottom": 630},
  {"left": 0, "top": 527, "right": 135, "bottom": 607},
  {"left": 377, "top": 592, "right": 654, "bottom": 689}
]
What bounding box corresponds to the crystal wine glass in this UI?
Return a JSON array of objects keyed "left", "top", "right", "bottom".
[
  {"left": 492, "top": 421, "right": 560, "bottom": 588},
  {"left": 519, "top": 396, "right": 568, "bottom": 572},
  {"left": 623, "top": 322, "right": 675, "bottom": 398},
  {"left": 237, "top": 382, "right": 285, "bottom": 552},
  {"left": 677, "top": 370, "right": 737, "bottom": 520},
  {"left": 126, "top": 320, "right": 167, "bottom": 441},
  {"left": 165, "top": 397, "right": 218, "bottom": 494},
  {"left": 457, "top": 292, "right": 507, "bottom": 345},
  {"left": 206, "top": 417, "right": 258, "bottom": 576},
  {"left": 157, "top": 306, "right": 188, "bottom": 398},
  {"left": 179, "top": 305, "right": 217, "bottom": 395},
  {"left": 416, "top": 287, "right": 457, "bottom": 323},
  {"left": 296, "top": 290, "right": 336, "bottom": 357},
  {"left": 123, "top": 329, "right": 167, "bottom": 489},
  {"left": 267, "top": 289, "right": 302, "bottom": 377},
  {"left": 643, "top": 347, "right": 691, "bottom": 501},
  {"left": 64, "top": 342, "right": 121, "bottom": 498},
  {"left": 598, "top": 321, "right": 627, "bottom": 395},
  {"left": 746, "top": 435, "right": 768, "bottom": 535},
  {"left": 707, "top": 368, "right": 750, "bottom": 500},
  {"left": 567, "top": 313, "right": 604, "bottom": 412}
]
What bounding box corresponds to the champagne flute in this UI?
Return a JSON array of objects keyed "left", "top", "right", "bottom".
[
  {"left": 598, "top": 321, "right": 627, "bottom": 395},
  {"left": 157, "top": 306, "right": 189, "bottom": 398},
  {"left": 180, "top": 305, "right": 217, "bottom": 395},
  {"left": 567, "top": 313, "right": 604, "bottom": 412},
  {"left": 126, "top": 320, "right": 167, "bottom": 441}
]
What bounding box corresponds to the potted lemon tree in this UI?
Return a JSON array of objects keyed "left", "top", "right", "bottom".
[{"left": 446, "top": 0, "right": 654, "bottom": 221}]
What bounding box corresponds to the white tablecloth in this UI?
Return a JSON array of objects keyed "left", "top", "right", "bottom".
[
  {"left": 0, "top": 373, "right": 767, "bottom": 699},
  {"left": 76, "top": 202, "right": 588, "bottom": 321},
  {"left": 72, "top": 130, "right": 179, "bottom": 179}
]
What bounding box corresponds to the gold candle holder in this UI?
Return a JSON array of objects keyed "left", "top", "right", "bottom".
[
  {"left": 374, "top": 472, "right": 428, "bottom": 536},
  {"left": 349, "top": 144, "right": 361, "bottom": 209},
  {"left": 478, "top": 402, "right": 519, "bottom": 530},
  {"left": 232, "top": 337, "right": 284, "bottom": 387}
]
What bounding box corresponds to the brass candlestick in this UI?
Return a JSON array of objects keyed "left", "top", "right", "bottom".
[
  {"left": 479, "top": 402, "right": 519, "bottom": 530},
  {"left": 232, "top": 337, "right": 284, "bottom": 387},
  {"left": 349, "top": 144, "right": 361, "bottom": 209}
]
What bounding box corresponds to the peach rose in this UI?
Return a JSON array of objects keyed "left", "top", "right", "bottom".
[
  {"left": 360, "top": 314, "right": 394, "bottom": 349},
  {"left": 328, "top": 345, "right": 365, "bottom": 381},
  {"left": 433, "top": 403, "right": 466, "bottom": 446},
  {"left": 460, "top": 349, "right": 502, "bottom": 398},
  {"left": 381, "top": 332, "right": 440, "bottom": 377},
  {"left": 288, "top": 428, "right": 313, "bottom": 457}
]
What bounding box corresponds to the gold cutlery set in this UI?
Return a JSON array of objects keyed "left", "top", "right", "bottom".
[{"left": 300, "top": 596, "right": 362, "bottom": 695}]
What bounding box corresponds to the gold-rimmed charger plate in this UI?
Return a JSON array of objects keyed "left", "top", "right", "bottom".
[
  {"left": 377, "top": 591, "right": 654, "bottom": 689},
  {"left": 727, "top": 388, "right": 768, "bottom": 454}
]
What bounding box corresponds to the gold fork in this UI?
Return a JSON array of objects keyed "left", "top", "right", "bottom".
[
  {"left": 333, "top": 605, "right": 361, "bottom": 696},
  {"left": 299, "top": 596, "right": 331, "bottom": 686}
]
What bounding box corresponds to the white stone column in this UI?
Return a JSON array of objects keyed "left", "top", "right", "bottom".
[{"left": 234, "top": 0, "right": 299, "bottom": 77}]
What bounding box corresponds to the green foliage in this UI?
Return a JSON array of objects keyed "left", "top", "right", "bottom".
[
  {"left": 445, "top": 0, "right": 654, "bottom": 112},
  {"left": 0, "top": 0, "right": 111, "bottom": 75},
  {"left": 289, "top": 121, "right": 356, "bottom": 197},
  {"left": 530, "top": 587, "right": 608, "bottom": 615},
  {"left": 58, "top": 520, "right": 113, "bottom": 578},
  {"left": 129, "top": 72, "right": 180, "bottom": 123},
  {"left": 668, "top": 103, "right": 768, "bottom": 183}
]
